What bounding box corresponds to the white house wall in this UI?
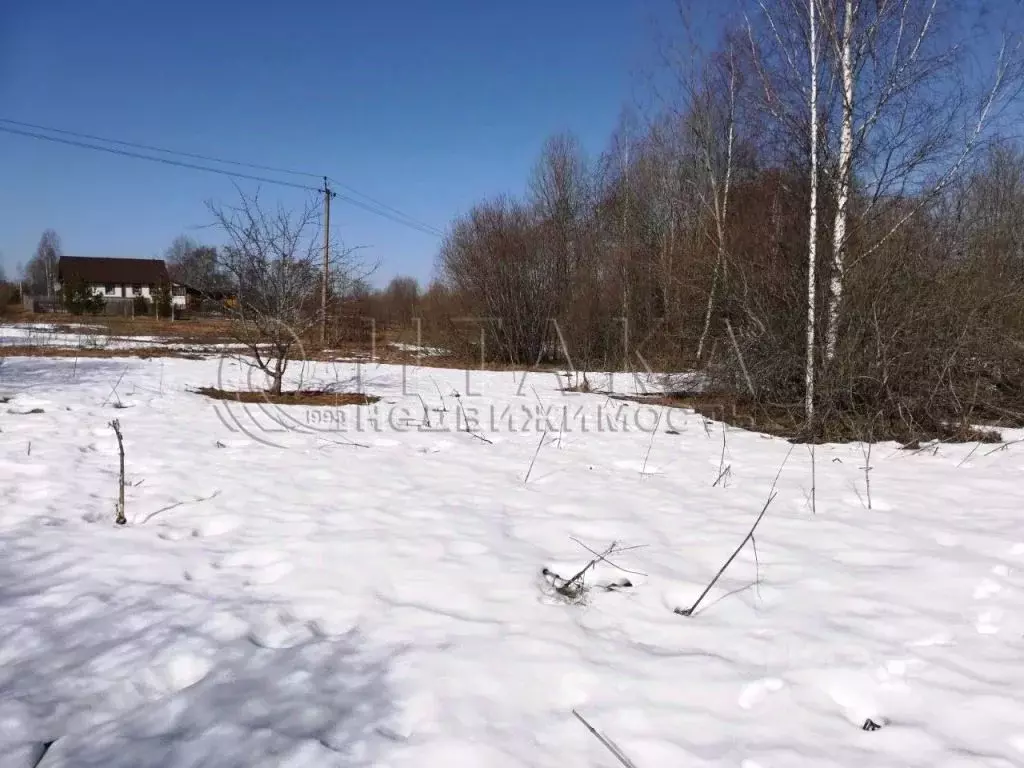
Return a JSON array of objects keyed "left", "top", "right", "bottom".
[{"left": 64, "top": 283, "right": 187, "bottom": 308}]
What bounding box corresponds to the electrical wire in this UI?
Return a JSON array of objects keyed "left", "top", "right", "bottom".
[
  {"left": 0, "top": 118, "right": 445, "bottom": 237},
  {"left": 0, "top": 124, "right": 319, "bottom": 191},
  {"left": 0, "top": 116, "right": 322, "bottom": 180},
  {"left": 328, "top": 176, "right": 444, "bottom": 236}
]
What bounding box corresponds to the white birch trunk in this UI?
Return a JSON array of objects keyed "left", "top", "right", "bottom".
[
  {"left": 805, "top": 0, "right": 820, "bottom": 422},
  {"left": 696, "top": 50, "right": 738, "bottom": 362},
  {"left": 825, "top": 0, "right": 855, "bottom": 362}
]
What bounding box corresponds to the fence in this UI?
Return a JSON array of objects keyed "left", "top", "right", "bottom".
[{"left": 20, "top": 294, "right": 199, "bottom": 320}]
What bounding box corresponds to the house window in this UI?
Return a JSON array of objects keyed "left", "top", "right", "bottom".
[
  {"left": 172, "top": 285, "right": 186, "bottom": 296},
  {"left": 132, "top": 285, "right": 142, "bottom": 296},
  {"left": 104, "top": 284, "right": 116, "bottom": 295}
]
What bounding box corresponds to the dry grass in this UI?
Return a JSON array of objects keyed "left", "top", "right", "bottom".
[
  {"left": 194, "top": 387, "right": 379, "bottom": 406},
  {"left": 614, "top": 392, "right": 1005, "bottom": 445},
  {"left": 0, "top": 345, "right": 206, "bottom": 360},
  {"left": 10, "top": 312, "right": 235, "bottom": 342}
]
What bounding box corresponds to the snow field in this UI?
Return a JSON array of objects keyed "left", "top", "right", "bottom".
[{"left": 0, "top": 352, "right": 1023, "bottom": 766}]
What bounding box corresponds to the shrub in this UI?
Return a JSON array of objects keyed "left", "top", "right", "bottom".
[{"left": 153, "top": 283, "right": 172, "bottom": 318}]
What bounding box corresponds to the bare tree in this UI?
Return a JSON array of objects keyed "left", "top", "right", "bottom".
[
  {"left": 659, "top": 7, "right": 746, "bottom": 362},
  {"left": 381, "top": 275, "right": 420, "bottom": 327},
  {"left": 694, "top": 42, "right": 740, "bottom": 362},
  {"left": 25, "top": 229, "right": 62, "bottom": 297},
  {"left": 165, "top": 235, "right": 228, "bottom": 295},
  {"left": 813, "top": 0, "right": 1024, "bottom": 362},
  {"left": 806, "top": 0, "right": 821, "bottom": 421},
  {"left": 209, "top": 189, "right": 362, "bottom": 394}
]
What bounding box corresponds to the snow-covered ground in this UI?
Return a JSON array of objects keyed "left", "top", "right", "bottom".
[
  {"left": 0, "top": 353, "right": 1022, "bottom": 767},
  {"left": 0, "top": 322, "right": 242, "bottom": 354},
  {"left": 0, "top": 323, "right": 167, "bottom": 350}
]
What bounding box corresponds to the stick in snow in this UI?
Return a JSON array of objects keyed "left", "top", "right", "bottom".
[
  {"left": 453, "top": 393, "right": 494, "bottom": 444},
  {"left": 430, "top": 375, "right": 449, "bottom": 411},
  {"left": 110, "top": 419, "right": 126, "bottom": 525},
  {"left": 808, "top": 443, "right": 817, "bottom": 514},
  {"left": 102, "top": 367, "right": 129, "bottom": 407},
  {"left": 416, "top": 393, "right": 431, "bottom": 428},
  {"left": 523, "top": 425, "right": 548, "bottom": 483},
  {"left": 640, "top": 407, "right": 663, "bottom": 477},
  {"left": 675, "top": 492, "right": 777, "bottom": 617},
  {"left": 572, "top": 709, "right": 639, "bottom": 768},
  {"left": 570, "top": 537, "right": 648, "bottom": 578},
  {"left": 713, "top": 422, "right": 730, "bottom": 487},
  {"left": 543, "top": 541, "right": 644, "bottom": 601},
  {"left": 859, "top": 439, "right": 873, "bottom": 510}
]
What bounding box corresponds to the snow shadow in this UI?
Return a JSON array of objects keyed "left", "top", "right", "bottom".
[
  {"left": 0, "top": 357, "right": 143, "bottom": 393},
  {"left": 0, "top": 532, "right": 396, "bottom": 767}
]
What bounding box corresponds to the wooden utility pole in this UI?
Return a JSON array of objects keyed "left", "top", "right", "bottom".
[{"left": 320, "top": 176, "right": 335, "bottom": 345}]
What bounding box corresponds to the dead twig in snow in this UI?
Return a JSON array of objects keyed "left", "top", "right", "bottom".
[
  {"left": 808, "top": 443, "right": 817, "bottom": 515},
  {"left": 140, "top": 489, "right": 222, "bottom": 524},
  {"left": 984, "top": 438, "right": 1024, "bottom": 456},
  {"left": 571, "top": 709, "right": 639, "bottom": 768},
  {"left": 570, "top": 537, "right": 648, "bottom": 578},
  {"left": 110, "top": 419, "right": 126, "bottom": 525},
  {"left": 416, "top": 393, "right": 431, "bottom": 428},
  {"left": 713, "top": 422, "right": 731, "bottom": 487},
  {"left": 771, "top": 444, "right": 795, "bottom": 495},
  {"left": 543, "top": 540, "right": 640, "bottom": 602},
  {"left": 676, "top": 493, "right": 777, "bottom": 617},
  {"left": 316, "top": 434, "right": 370, "bottom": 450},
  {"left": 750, "top": 531, "right": 763, "bottom": 601},
  {"left": 860, "top": 439, "right": 874, "bottom": 510},
  {"left": 102, "top": 367, "right": 129, "bottom": 407},
  {"left": 430, "top": 375, "right": 449, "bottom": 411},
  {"left": 640, "top": 407, "right": 663, "bottom": 477},
  {"left": 956, "top": 440, "right": 982, "bottom": 467},
  {"left": 523, "top": 424, "right": 549, "bottom": 483},
  {"left": 454, "top": 393, "right": 493, "bottom": 445}
]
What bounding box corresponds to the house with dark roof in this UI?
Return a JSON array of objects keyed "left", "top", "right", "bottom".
[{"left": 56, "top": 257, "right": 188, "bottom": 308}]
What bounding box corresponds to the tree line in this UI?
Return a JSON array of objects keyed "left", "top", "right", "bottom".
[{"left": 406, "top": 0, "right": 1024, "bottom": 441}]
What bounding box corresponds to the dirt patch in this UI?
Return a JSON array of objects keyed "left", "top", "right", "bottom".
[{"left": 193, "top": 387, "right": 380, "bottom": 406}]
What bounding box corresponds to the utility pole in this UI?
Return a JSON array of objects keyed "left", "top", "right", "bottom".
[{"left": 320, "top": 176, "right": 336, "bottom": 345}]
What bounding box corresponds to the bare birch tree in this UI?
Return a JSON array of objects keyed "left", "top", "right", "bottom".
[
  {"left": 26, "top": 229, "right": 62, "bottom": 298},
  {"left": 806, "top": 0, "right": 821, "bottom": 421},
  {"left": 695, "top": 42, "right": 740, "bottom": 361},
  {"left": 815, "top": 0, "right": 1024, "bottom": 362}
]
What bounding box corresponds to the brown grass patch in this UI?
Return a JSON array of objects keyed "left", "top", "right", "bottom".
[
  {"left": 12, "top": 313, "right": 235, "bottom": 343},
  {"left": 614, "top": 392, "right": 1004, "bottom": 444},
  {"left": 194, "top": 387, "right": 379, "bottom": 406},
  {"left": 0, "top": 345, "right": 208, "bottom": 360}
]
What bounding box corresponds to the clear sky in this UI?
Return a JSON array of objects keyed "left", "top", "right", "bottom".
[{"left": 0, "top": 0, "right": 664, "bottom": 286}]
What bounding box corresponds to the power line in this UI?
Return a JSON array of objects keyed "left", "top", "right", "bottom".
[
  {"left": 328, "top": 176, "right": 444, "bottom": 236},
  {"left": 0, "top": 124, "right": 318, "bottom": 192},
  {"left": 0, "top": 116, "right": 323, "bottom": 180},
  {"left": 0, "top": 118, "right": 445, "bottom": 237},
  {"left": 333, "top": 189, "right": 444, "bottom": 236}
]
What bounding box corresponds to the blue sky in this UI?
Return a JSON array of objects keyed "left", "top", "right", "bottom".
[{"left": 0, "top": 0, "right": 666, "bottom": 286}]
